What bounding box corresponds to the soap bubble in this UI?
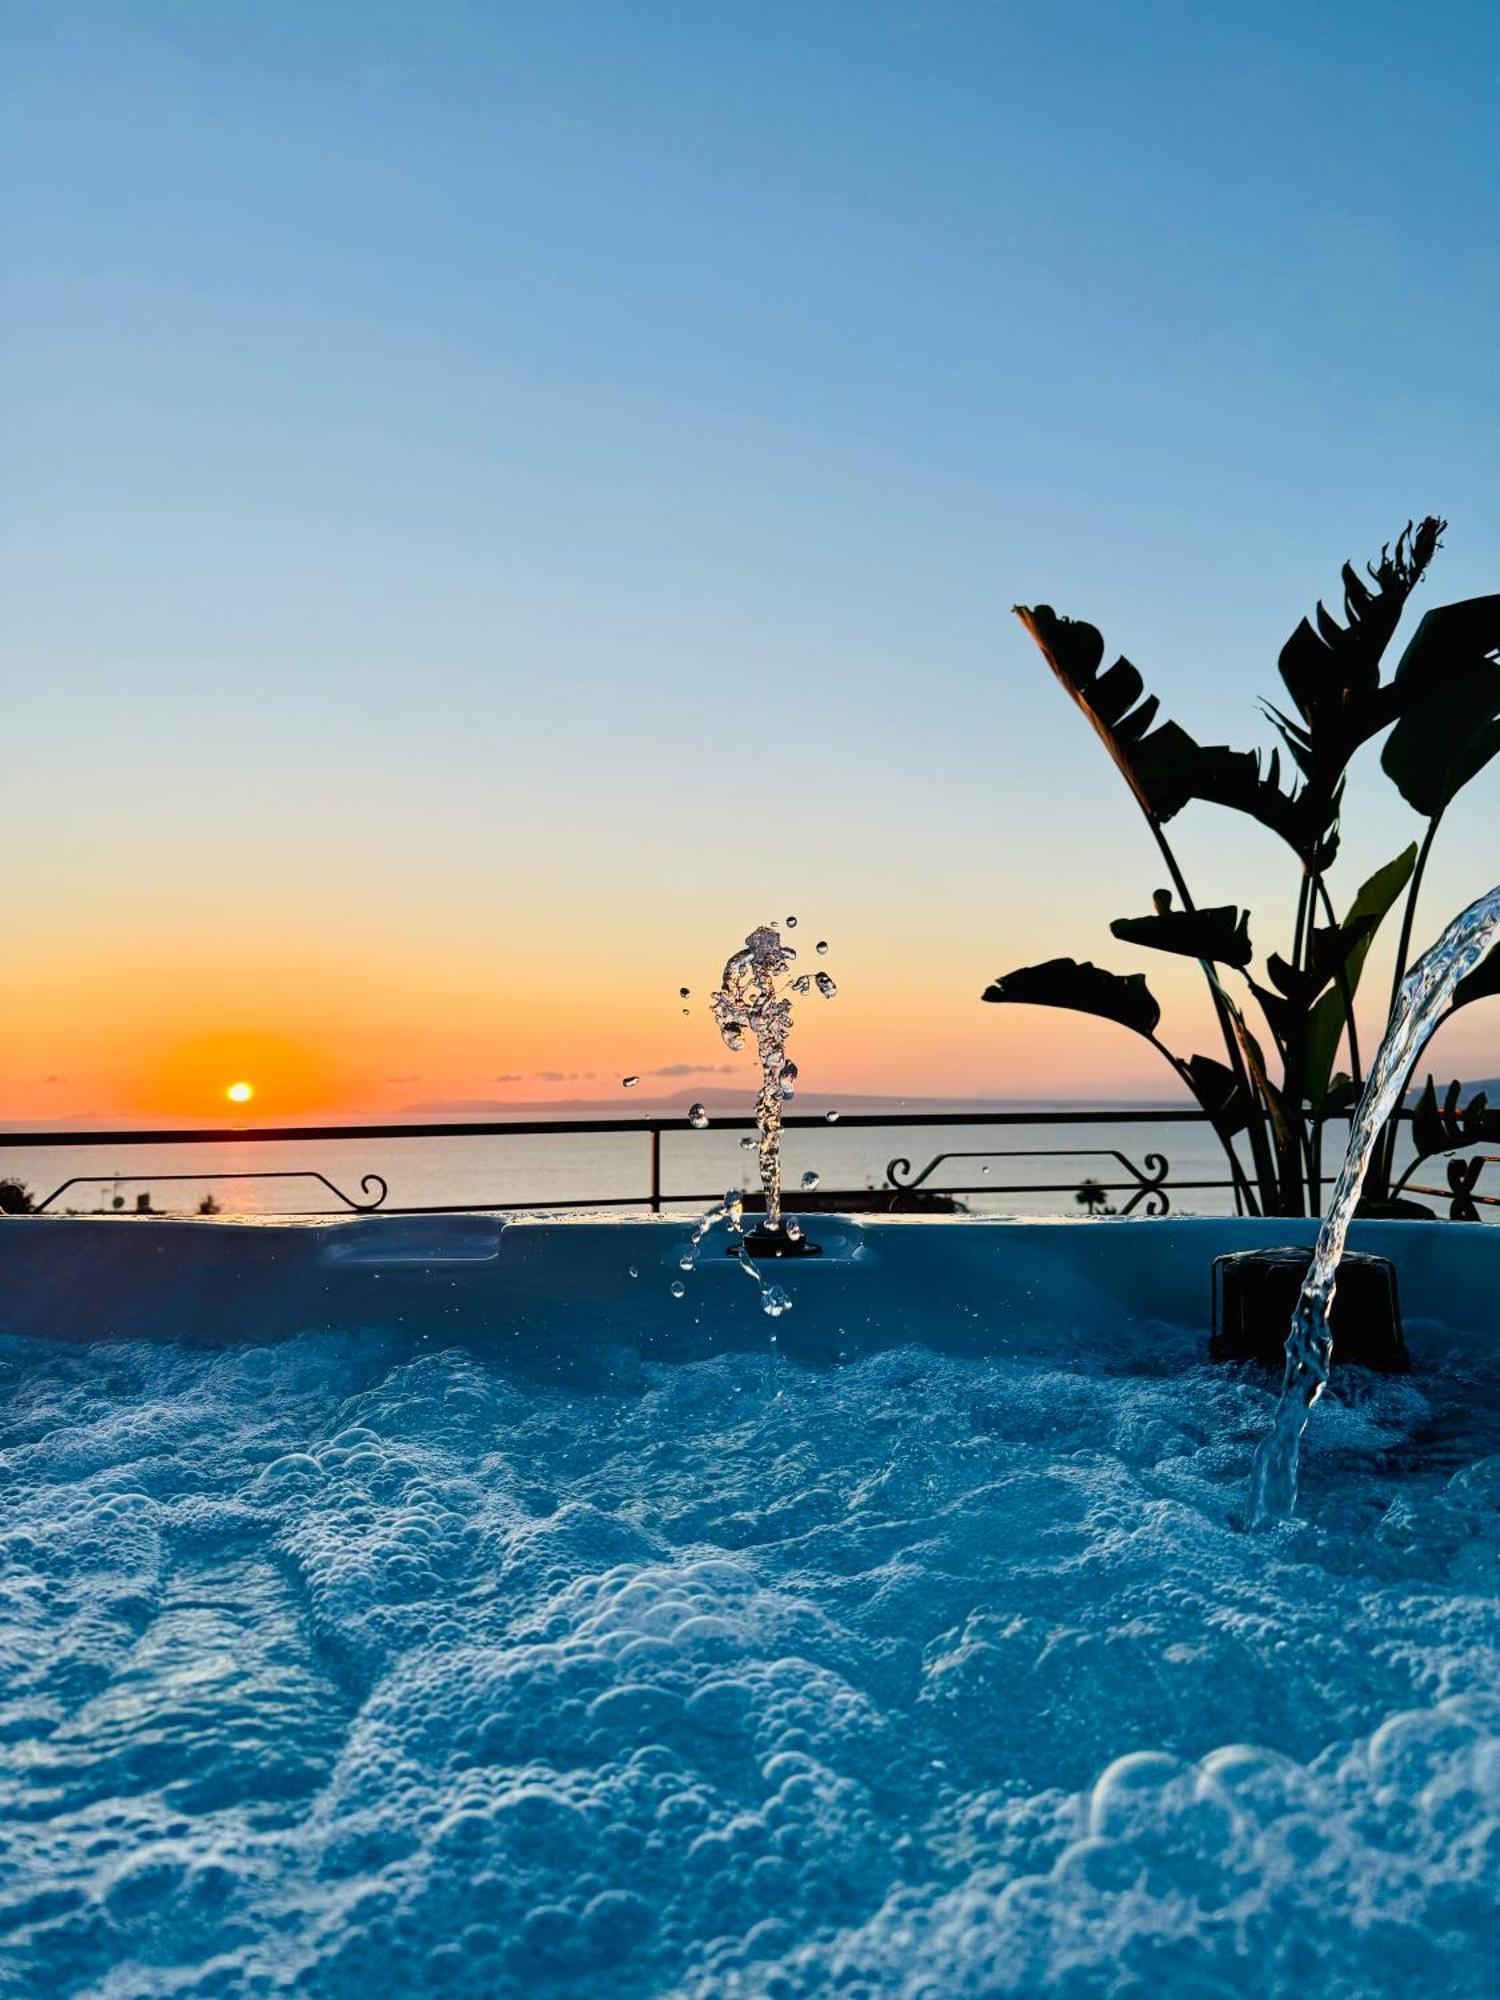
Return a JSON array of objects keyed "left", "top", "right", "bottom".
[
  {"left": 800, "top": 1171, "right": 820, "bottom": 1190},
  {"left": 621, "top": 1076, "right": 639, "bottom": 1090},
  {"left": 687, "top": 1104, "right": 709, "bottom": 1129}
]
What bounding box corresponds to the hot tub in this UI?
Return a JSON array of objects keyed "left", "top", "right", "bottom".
[{"left": 1, "top": 1214, "right": 1496, "bottom": 1997}]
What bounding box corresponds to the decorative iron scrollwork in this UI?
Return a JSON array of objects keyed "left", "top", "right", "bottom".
[
  {"left": 1448, "top": 1156, "right": 1487, "bottom": 1222},
  {"left": 34, "top": 1170, "right": 390, "bottom": 1216},
  {"left": 885, "top": 1147, "right": 1171, "bottom": 1216}
]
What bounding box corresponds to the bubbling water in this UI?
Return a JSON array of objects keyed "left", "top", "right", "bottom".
[{"left": 1249, "top": 884, "right": 1500, "bottom": 1525}]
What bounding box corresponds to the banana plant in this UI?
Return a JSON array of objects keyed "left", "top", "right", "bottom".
[{"left": 987, "top": 519, "right": 1500, "bottom": 1216}]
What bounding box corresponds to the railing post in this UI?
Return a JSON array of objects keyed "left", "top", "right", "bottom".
[{"left": 648, "top": 1127, "right": 662, "bottom": 1213}]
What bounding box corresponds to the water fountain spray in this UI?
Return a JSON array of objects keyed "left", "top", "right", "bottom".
[
  {"left": 710, "top": 921, "right": 836, "bottom": 1252},
  {"left": 1249, "top": 882, "right": 1500, "bottom": 1525}
]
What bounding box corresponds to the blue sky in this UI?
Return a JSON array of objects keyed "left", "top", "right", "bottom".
[{"left": 4, "top": 1, "right": 1498, "bottom": 1110}]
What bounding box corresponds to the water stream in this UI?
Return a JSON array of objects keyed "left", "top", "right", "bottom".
[
  {"left": 665, "top": 923, "right": 837, "bottom": 1317},
  {"left": 709, "top": 922, "right": 833, "bottom": 1232},
  {"left": 1249, "top": 883, "right": 1500, "bottom": 1524}
]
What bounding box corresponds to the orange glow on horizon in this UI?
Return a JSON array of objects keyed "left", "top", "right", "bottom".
[
  {"left": 137, "top": 1030, "right": 344, "bottom": 1120},
  {"left": 5, "top": 941, "right": 1220, "bottom": 1121}
]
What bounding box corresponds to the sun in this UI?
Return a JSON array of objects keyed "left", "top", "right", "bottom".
[{"left": 225, "top": 1081, "right": 254, "bottom": 1105}]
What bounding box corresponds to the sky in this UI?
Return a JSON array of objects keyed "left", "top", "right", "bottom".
[{"left": 3, "top": 0, "right": 1498, "bottom": 1121}]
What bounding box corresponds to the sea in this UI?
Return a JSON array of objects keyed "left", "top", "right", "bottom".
[{"left": 0, "top": 1094, "right": 1453, "bottom": 1222}]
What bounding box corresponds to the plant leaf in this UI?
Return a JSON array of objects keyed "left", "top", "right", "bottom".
[
  {"left": 1211, "top": 979, "right": 1292, "bottom": 1152},
  {"left": 1380, "top": 594, "right": 1500, "bottom": 817},
  {"left": 1452, "top": 942, "right": 1500, "bottom": 1015},
  {"left": 1246, "top": 977, "right": 1295, "bottom": 1053},
  {"left": 1266, "top": 915, "right": 1380, "bottom": 1011},
  {"left": 1304, "top": 844, "right": 1419, "bottom": 1107},
  {"left": 1321, "top": 1072, "right": 1359, "bottom": 1115},
  {"left": 1276, "top": 518, "right": 1445, "bottom": 789},
  {"left": 1109, "top": 904, "right": 1252, "bottom": 967},
  {"left": 1409, "top": 1076, "right": 1500, "bottom": 1160},
  {"left": 1183, "top": 1053, "right": 1250, "bottom": 1134},
  {"left": 1014, "top": 606, "right": 1324, "bottom": 860},
  {"left": 981, "top": 957, "right": 1160, "bottom": 1037}
]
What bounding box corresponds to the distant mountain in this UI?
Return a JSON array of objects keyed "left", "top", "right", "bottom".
[
  {"left": 398, "top": 1085, "right": 1197, "bottom": 1117},
  {"left": 1404, "top": 1074, "right": 1500, "bottom": 1102}
]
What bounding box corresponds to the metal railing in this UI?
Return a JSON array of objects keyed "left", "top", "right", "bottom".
[{"left": 0, "top": 1104, "right": 1481, "bottom": 1220}]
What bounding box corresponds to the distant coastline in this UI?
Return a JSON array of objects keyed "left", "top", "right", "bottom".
[
  {"left": 394, "top": 1086, "right": 1200, "bottom": 1118},
  {"left": 6, "top": 1076, "right": 1496, "bottom": 1135}
]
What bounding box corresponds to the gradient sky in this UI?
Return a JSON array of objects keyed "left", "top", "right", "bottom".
[{"left": 4, "top": 1, "right": 1498, "bottom": 1120}]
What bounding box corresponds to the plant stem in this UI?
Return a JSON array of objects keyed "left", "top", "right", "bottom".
[
  {"left": 1387, "top": 812, "right": 1443, "bottom": 1016},
  {"left": 1314, "top": 876, "right": 1363, "bottom": 1089},
  {"left": 1146, "top": 1034, "right": 1261, "bottom": 1217},
  {"left": 1374, "top": 811, "right": 1444, "bottom": 1196},
  {"left": 1262, "top": 865, "right": 1314, "bottom": 1215},
  {"left": 1291, "top": 868, "right": 1313, "bottom": 982},
  {"left": 1144, "top": 817, "right": 1278, "bottom": 1211}
]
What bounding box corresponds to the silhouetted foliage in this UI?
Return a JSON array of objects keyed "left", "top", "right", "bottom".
[
  {"left": 982, "top": 959, "right": 1160, "bottom": 1037},
  {"left": 987, "top": 518, "right": 1500, "bottom": 1216},
  {"left": 1109, "top": 904, "right": 1253, "bottom": 968},
  {"left": 1074, "top": 1178, "right": 1111, "bottom": 1217}
]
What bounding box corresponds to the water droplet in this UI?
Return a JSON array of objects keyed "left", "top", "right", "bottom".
[
  {"left": 762, "top": 1284, "right": 792, "bottom": 1317},
  {"left": 816, "top": 940, "right": 829, "bottom": 955},
  {"left": 679, "top": 986, "right": 691, "bottom": 998},
  {"left": 681, "top": 1008, "right": 690, "bottom": 1016},
  {"left": 785, "top": 915, "right": 798, "bottom": 927},
  {"left": 981, "top": 1164, "right": 990, "bottom": 1176},
  {"left": 784, "top": 1218, "right": 803, "bottom": 1242},
  {"left": 679, "top": 1253, "right": 695, "bottom": 1272},
  {"left": 824, "top": 1109, "right": 840, "bottom": 1124},
  {"left": 740, "top": 1134, "right": 756, "bottom": 1150},
  {"left": 670, "top": 1280, "right": 686, "bottom": 1299},
  {"left": 687, "top": 1103, "right": 709, "bottom": 1129},
  {"left": 621, "top": 1075, "right": 639, "bottom": 1089},
  {"left": 790, "top": 975, "right": 812, "bottom": 994},
  {"left": 800, "top": 1170, "right": 820, "bottom": 1190},
  {"left": 815, "top": 971, "right": 837, "bottom": 999},
  {"left": 780, "top": 1061, "right": 798, "bottom": 1099},
  {"left": 627, "top": 1265, "right": 639, "bottom": 1279}
]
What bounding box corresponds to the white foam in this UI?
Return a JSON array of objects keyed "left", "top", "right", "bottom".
[{"left": 0, "top": 1327, "right": 1496, "bottom": 1995}]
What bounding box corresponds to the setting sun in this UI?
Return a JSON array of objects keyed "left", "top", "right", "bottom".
[{"left": 131, "top": 1030, "right": 343, "bottom": 1119}]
